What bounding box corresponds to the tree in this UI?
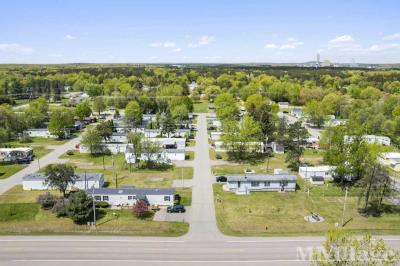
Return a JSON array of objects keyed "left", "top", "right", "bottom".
[
  {"left": 127, "top": 131, "right": 143, "bottom": 168},
  {"left": 96, "top": 121, "right": 113, "bottom": 143},
  {"left": 161, "top": 112, "right": 176, "bottom": 137},
  {"left": 81, "top": 127, "right": 103, "bottom": 155},
  {"left": 245, "top": 94, "right": 266, "bottom": 112},
  {"left": 125, "top": 100, "right": 142, "bottom": 127},
  {"left": 312, "top": 229, "right": 399, "bottom": 265},
  {"left": 45, "top": 164, "right": 75, "bottom": 198},
  {"left": 67, "top": 191, "right": 93, "bottom": 224},
  {"left": 48, "top": 108, "right": 74, "bottom": 139},
  {"left": 171, "top": 104, "right": 189, "bottom": 122},
  {"left": 214, "top": 93, "right": 239, "bottom": 121},
  {"left": 93, "top": 96, "right": 106, "bottom": 115},
  {"left": 30, "top": 96, "right": 48, "bottom": 114},
  {"left": 75, "top": 100, "right": 92, "bottom": 120},
  {"left": 285, "top": 121, "right": 309, "bottom": 170},
  {"left": 304, "top": 100, "right": 326, "bottom": 128},
  {"left": 132, "top": 199, "right": 149, "bottom": 218},
  {"left": 141, "top": 139, "right": 162, "bottom": 168}
]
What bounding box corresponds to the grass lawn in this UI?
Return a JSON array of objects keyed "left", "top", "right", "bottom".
[
  {"left": 0, "top": 186, "right": 188, "bottom": 236},
  {"left": 61, "top": 152, "right": 193, "bottom": 188},
  {"left": 185, "top": 151, "right": 194, "bottom": 161},
  {"left": 209, "top": 148, "right": 228, "bottom": 161},
  {"left": 193, "top": 100, "right": 209, "bottom": 113},
  {"left": 175, "top": 188, "right": 192, "bottom": 206},
  {"left": 187, "top": 140, "right": 196, "bottom": 147},
  {"left": 214, "top": 180, "right": 400, "bottom": 236},
  {"left": 6, "top": 137, "right": 70, "bottom": 147}
]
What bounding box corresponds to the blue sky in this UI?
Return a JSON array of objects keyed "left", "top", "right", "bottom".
[{"left": 1, "top": 0, "right": 400, "bottom": 64}]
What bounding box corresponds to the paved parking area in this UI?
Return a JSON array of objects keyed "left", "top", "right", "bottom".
[{"left": 153, "top": 206, "right": 191, "bottom": 222}]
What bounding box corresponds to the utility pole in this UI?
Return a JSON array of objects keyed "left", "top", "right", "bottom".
[
  {"left": 92, "top": 185, "right": 96, "bottom": 227},
  {"left": 37, "top": 158, "right": 41, "bottom": 170},
  {"left": 341, "top": 186, "right": 348, "bottom": 227}
]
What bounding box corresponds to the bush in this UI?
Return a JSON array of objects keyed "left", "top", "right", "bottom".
[
  {"left": 37, "top": 192, "right": 57, "bottom": 210},
  {"left": 102, "top": 148, "right": 111, "bottom": 156},
  {"left": 52, "top": 198, "right": 69, "bottom": 217},
  {"left": 66, "top": 150, "right": 74, "bottom": 156},
  {"left": 216, "top": 154, "right": 222, "bottom": 160},
  {"left": 95, "top": 201, "right": 109, "bottom": 208},
  {"left": 67, "top": 191, "right": 93, "bottom": 224},
  {"left": 19, "top": 132, "right": 32, "bottom": 143},
  {"left": 132, "top": 200, "right": 149, "bottom": 218}
]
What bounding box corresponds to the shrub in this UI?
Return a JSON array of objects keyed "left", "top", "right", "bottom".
[
  {"left": 66, "top": 150, "right": 74, "bottom": 156},
  {"left": 132, "top": 200, "right": 149, "bottom": 218},
  {"left": 67, "top": 191, "right": 93, "bottom": 224},
  {"left": 95, "top": 201, "right": 109, "bottom": 208},
  {"left": 37, "top": 192, "right": 57, "bottom": 210},
  {"left": 216, "top": 154, "right": 222, "bottom": 160},
  {"left": 52, "top": 198, "right": 69, "bottom": 217},
  {"left": 103, "top": 148, "right": 111, "bottom": 156},
  {"left": 19, "top": 132, "right": 32, "bottom": 143}
]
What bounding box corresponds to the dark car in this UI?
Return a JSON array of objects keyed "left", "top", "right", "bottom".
[
  {"left": 15, "top": 157, "right": 31, "bottom": 164},
  {"left": 167, "top": 204, "right": 186, "bottom": 213},
  {"left": 216, "top": 176, "right": 227, "bottom": 182}
]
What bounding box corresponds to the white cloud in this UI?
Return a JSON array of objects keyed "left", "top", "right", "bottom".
[
  {"left": 329, "top": 35, "right": 354, "bottom": 44},
  {"left": 150, "top": 41, "right": 176, "bottom": 48},
  {"left": 0, "top": 43, "right": 33, "bottom": 54},
  {"left": 188, "top": 35, "right": 216, "bottom": 47},
  {"left": 64, "top": 34, "right": 75, "bottom": 40},
  {"left": 368, "top": 43, "right": 400, "bottom": 52},
  {"left": 382, "top": 33, "right": 400, "bottom": 41},
  {"left": 172, "top": 48, "right": 182, "bottom": 52},
  {"left": 264, "top": 38, "right": 304, "bottom": 50}
]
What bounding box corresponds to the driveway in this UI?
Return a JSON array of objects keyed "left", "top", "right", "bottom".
[{"left": 153, "top": 207, "right": 191, "bottom": 222}]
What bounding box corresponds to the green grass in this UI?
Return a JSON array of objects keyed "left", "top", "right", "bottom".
[
  {"left": 0, "top": 163, "right": 26, "bottom": 180},
  {"left": 175, "top": 188, "right": 192, "bottom": 206},
  {"left": 61, "top": 152, "right": 193, "bottom": 188},
  {"left": 0, "top": 203, "right": 39, "bottom": 222},
  {"left": 193, "top": 101, "right": 209, "bottom": 113},
  {"left": 185, "top": 151, "right": 194, "bottom": 161},
  {"left": 0, "top": 185, "right": 61, "bottom": 204},
  {"left": 6, "top": 137, "right": 69, "bottom": 147},
  {"left": 209, "top": 148, "right": 228, "bottom": 161},
  {"left": 187, "top": 140, "right": 196, "bottom": 147},
  {"left": 213, "top": 180, "right": 400, "bottom": 236}
]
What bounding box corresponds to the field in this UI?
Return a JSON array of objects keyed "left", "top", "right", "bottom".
[
  {"left": 0, "top": 185, "right": 188, "bottom": 236},
  {"left": 185, "top": 151, "right": 195, "bottom": 161},
  {"left": 213, "top": 181, "right": 400, "bottom": 236}
]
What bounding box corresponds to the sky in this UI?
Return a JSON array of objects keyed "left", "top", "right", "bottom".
[{"left": 1, "top": 0, "right": 400, "bottom": 64}]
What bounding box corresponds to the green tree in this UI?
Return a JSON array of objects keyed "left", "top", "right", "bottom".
[
  {"left": 67, "top": 191, "right": 93, "bottom": 224},
  {"left": 45, "top": 164, "right": 75, "bottom": 198},
  {"left": 312, "top": 229, "right": 399, "bottom": 265},
  {"left": 93, "top": 96, "right": 106, "bottom": 115},
  {"left": 285, "top": 121, "right": 309, "bottom": 170},
  {"left": 75, "top": 100, "right": 92, "bottom": 120},
  {"left": 125, "top": 101, "right": 142, "bottom": 127},
  {"left": 161, "top": 112, "right": 176, "bottom": 137},
  {"left": 127, "top": 131, "right": 143, "bottom": 168},
  {"left": 48, "top": 108, "right": 74, "bottom": 139},
  {"left": 141, "top": 139, "right": 162, "bottom": 168},
  {"left": 96, "top": 121, "right": 113, "bottom": 143},
  {"left": 81, "top": 127, "right": 103, "bottom": 155},
  {"left": 214, "top": 93, "right": 239, "bottom": 121},
  {"left": 304, "top": 100, "right": 326, "bottom": 128}
]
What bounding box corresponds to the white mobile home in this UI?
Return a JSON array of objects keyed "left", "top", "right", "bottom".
[
  {"left": 79, "top": 143, "right": 127, "bottom": 154},
  {"left": 298, "top": 165, "right": 336, "bottom": 181},
  {"left": 108, "top": 133, "right": 127, "bottom": 143},
  {"left": 210, "top": 131, "right": 222, "bottom": 141},
  {"left": 0, "top": 147, "right": 33, "bottom": 162},
  {"left": 225, "top": 173, "right": 297, "bottom": 195},
  {"left": 87, "top": 187, "right": 175, "bottom": 206},
  {"left": 344, "top": 135, "right": 391, "bottom": 146},
  {"left": 22, "top": 172, "right": 104, "bottom": 190},
  {"left": 24, "top": 128, "right": 70, "bottom": 139}
]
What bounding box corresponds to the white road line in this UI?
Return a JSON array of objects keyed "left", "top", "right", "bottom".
[
  {"left": 13, "top": 259, "right": 311, "bottom": 263},
  {"left": 0, "top": 239, "right": 185, "bottom": 243}
]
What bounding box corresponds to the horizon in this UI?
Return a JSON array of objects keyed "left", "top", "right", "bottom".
[{"left": 1, "top": 0, "right": 400, "bottom": 64}]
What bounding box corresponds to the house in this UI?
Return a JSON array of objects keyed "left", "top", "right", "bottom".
[
  {"left": 125, "top": 148, "right": 185, "bottom": 163},
  {"left": 24, "top": 128, "right": 70, "bottom": 139},
  {"left": 298, "top": 165, "right": 336, "bottom": 181},
  {"left": 325, "top": 118, "right": 346, "bottom": 127},
  {"left": 79, "top": 143, "right": 127, "bottom": 154},
  {"left": 271, "top": 142, "right": 284, "bottom": 154},
  {"left": 108, "top": 132, "right": 127, "bottom": 143},
  {"left": 149, "top": 138, "right": 186, "bottom": 150},
  {"left": 213, "top": 141, "right": 265, "bottom": 153},
  {"left": 68, "top": 92, "right": 89, "bottom": 106},
  {"left": 225, "top": 173, "right": 297, "bottom": 195},
  {"left": 379, "top": 152, "right": 400, "bottom": 171},
  {"left": 278, "top": 102, "right": 289, "bottom": 109},
  {"left": 291, "top": 107, "right": 303, "bottom": 118},
  {"left": 87, "top": 187, "right": 175, "bottom": 206},
  {"left": 0, "top": 147, "right": 34, "bottom": 162},
  {"left": 22, "top": 172, "right": 104, "bottom": 190},
  {"left": 310, "top": 176, "right": 325, "bottom": 185},
  {"left": 344, "top": 135, "right": 391, "bottom": 146},
  {"left": 210, "top": 131, "right": 223, "bottom": 141}
]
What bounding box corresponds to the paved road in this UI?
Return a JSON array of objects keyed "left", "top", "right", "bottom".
[{"left": 0, "top": 136, "right": 80, "bottom": 194}]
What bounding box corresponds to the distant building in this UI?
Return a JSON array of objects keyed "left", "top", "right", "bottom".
[
  {"left": 210, "top": 131, "right": 223, "bottom": 141},
  {"left": 24, "top": 128, "right": 70, "bottom": 139},
  {"left": 291, "top": 107, "right": 303, "bottom": 118},
  {"left": 344, "top": 135, "right": 391, "bottom": 146},
  {"left": 22, "top": 172, "right": 104, "bottom": 190},
  {"left": 298, "top": 165, "right": 336, "bottom": 181},
  {"left": 278, "top": 102, "right": 290, "bottom": 109},
  {"left": 0, "top": 147, "right": 34, "bottom": 162},
  {"left": 379, "top": 152, "right": 400, "bottom": 171}
]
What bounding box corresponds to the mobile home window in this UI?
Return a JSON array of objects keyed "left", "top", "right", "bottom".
[
  {"left": 251, "top": 181, "right": 260, "bottom": 187},
  {"left": 164, "top": 196, "right": 171, "bottom": 201},
  {"left": 128, "top": 195, "right": 137, "bottom": 200},
  {"left": 280, "top": 180, "right": 288, "bottom": 186},
  {"left": 94, "top": 196, "right": 101, "bottom": 200},
  {"left": 264, "top": 181, "right": 270, "bottom": 187},
  {"left": 102, "top": 196, "right": 109, "bottom": 201}
]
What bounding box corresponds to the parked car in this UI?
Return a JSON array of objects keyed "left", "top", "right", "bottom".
[
  {"left": 167, "top": 204, "right": 186, "bottom": 213},
  {"left": 216, "top": 176, "right": 227, "bottom": 182},
  {"left": 244, "top": 168, "right": 255, "bottom": 174},
  {"left": 15, "top": 157, "right": 31, "bottom": 164}
]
